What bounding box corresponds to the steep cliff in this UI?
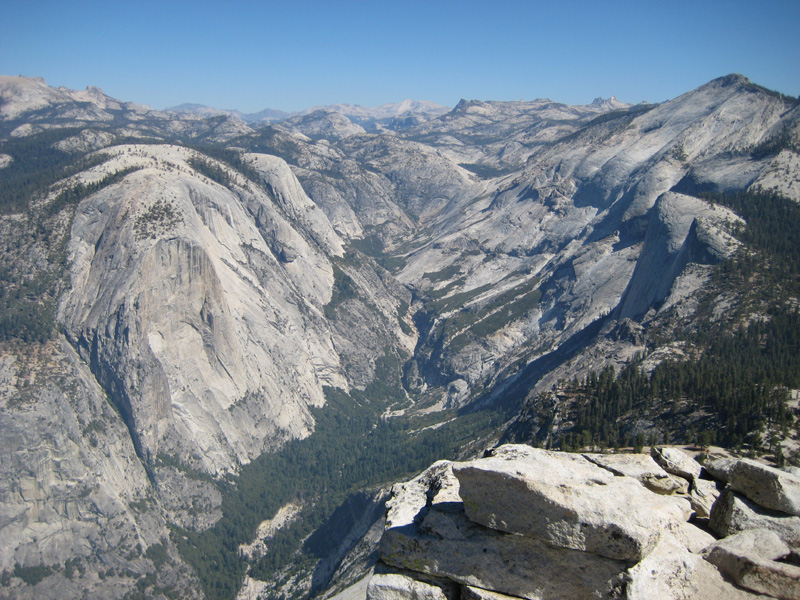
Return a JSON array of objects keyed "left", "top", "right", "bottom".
[{"left": 59, "top": 144, "right": 346, "bottom": 474}]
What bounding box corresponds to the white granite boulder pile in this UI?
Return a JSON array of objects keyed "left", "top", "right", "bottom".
[
  {"left": 705, "top": 457, "right": 800, "bottom": 517},
  {"left": 702, "top": 455, "right": 800, "bottom": 598},
  {"left": 703, "top": 529, "right": 800, "bottom": 600},
  {"left": 368, "top": 445, "right": 800, "bottom": 600},
  {"left": 454, "top": 445, "right": 689, "bottom": 562}
]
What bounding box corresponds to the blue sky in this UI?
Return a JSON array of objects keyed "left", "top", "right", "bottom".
[{"left": 1, "top": 1, "right": 798, "bottom": 113}]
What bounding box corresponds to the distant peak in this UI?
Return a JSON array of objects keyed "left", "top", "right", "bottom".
[
  {"left": 166, "top": 103, "right": 210, "bottom": 112},
  {"left": 713, "top": 73, "right": 750, "bottom": 87},
  {"left": 2, "top": 75, "right": 44, "bottom": 84},
  {"left": 454, "top": 99, "right": 478, "bottom": 111},
  {"left": 696, "top": 74, "right": 794, "bottom": 103},
  {"left": 589, "top": 96, "right": 627, "bottom": 110}
]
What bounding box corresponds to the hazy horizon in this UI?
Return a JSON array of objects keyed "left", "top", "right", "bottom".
[{"left": 2, "top": 0, "right": 799, "bottom": 113}]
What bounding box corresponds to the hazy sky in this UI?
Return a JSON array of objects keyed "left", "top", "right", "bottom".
[{"left": 2, "top": 0, "right": 798, "bottom": 113}]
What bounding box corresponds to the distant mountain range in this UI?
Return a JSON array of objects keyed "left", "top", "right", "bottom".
[
  {"left": 165, "top": 102, "right": 292, "bottom": 123},
  {"left": 165, "top": 98, "right": 450, "bottom": 126}
]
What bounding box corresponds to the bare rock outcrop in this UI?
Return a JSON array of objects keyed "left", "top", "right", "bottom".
[
  {"left": 704, "top": 529, "right": 800, "bottom": 599},
  {"left": 585, "top": 452, "right": 689, "bottom": 495},
  {"left": 626, "top": 525, "right": 763, "bottom": 600},
  {"left": 705, "top": 458, "right": 800, "bottom": 517},
  {"left": 377, "top": 460, "right": 628, "bottom": 600},
  {"left": 709, "top": 487, "right": 800, "bottom": 548},
  {"left": 368, "top": 444, "right": 777, "bottom": 600},
  {"left": 453, "top": 445, "right": 688, "bottom": 561},
  {"left": 367, "top": 567, "right": 459, "bottom": 600},
  {"left": 690, "top": 477, "right": 722, "bottom": 519},
  {"left": 652, "top": 446, "right": 704, "bottom": 482}
]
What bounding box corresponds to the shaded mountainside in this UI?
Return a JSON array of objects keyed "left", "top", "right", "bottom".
[{"left": 0, "top": 74, "right": 799, "bottom": 599}]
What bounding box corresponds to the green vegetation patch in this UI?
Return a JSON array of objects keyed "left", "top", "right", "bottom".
[
  {"left": 145, "top": 542, "right": 169, "bottom": 570},
  {"left": 348, "top": 233, "right": 407, "bottom": 273},
  {"left": 748, "top": 126, "right": 800, "bottom": 159},
  {"left": 47, "top": 165, "right": 143, "bottom": 216},
  {"left": 348, "top": 234, "right": 384, "bottom": 257},
  {"left": 227, "top": 127, "right": 304, "bottom": 167},
  {"left": 188, "top": 155, "right": 232, "bottom": 187},
  {"left": 427, "top": 277, "right": 466, "bottom": 302},
  {"left": 458, "top": 163, "right": 514, "bottom": 179},
  {"left": 323, "top": 264, "right": 359, "bottom": 319},
  {"left": 0, "top": 127, "right": 104, "bottom": 214},
  {"left": 134, "top": 199, "right": 183, "bottom": 240},
  {"left": 423, "top": 263, "right": 461, "bottom": 283},
  {"left": 13, "top": 563, "right": 54, "bottom": 586},
  {"left": 444, "top": 277, "right": 542, "bottom": 353},
  {"left": 0, "top": 269, "right": 61, "bottom": 343},
  {"left": 155, "top": 453, "right": 215, "bottom": 482},
  {"left": 429, "top": 283, "right": 493, "bottom": 315},
  {"left": 184, "top": 144, "right": 265, "bottom": 186},
  {"left": 550, "top": 304, "right": 797, "bottom": 453}
]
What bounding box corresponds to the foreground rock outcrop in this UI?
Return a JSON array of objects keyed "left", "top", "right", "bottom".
[
  {"left": 454, "top": 446, "right": 689, "bottom": 562},
  {"left": 368, "top": 445, "right": 800, "bottom": 600}
]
